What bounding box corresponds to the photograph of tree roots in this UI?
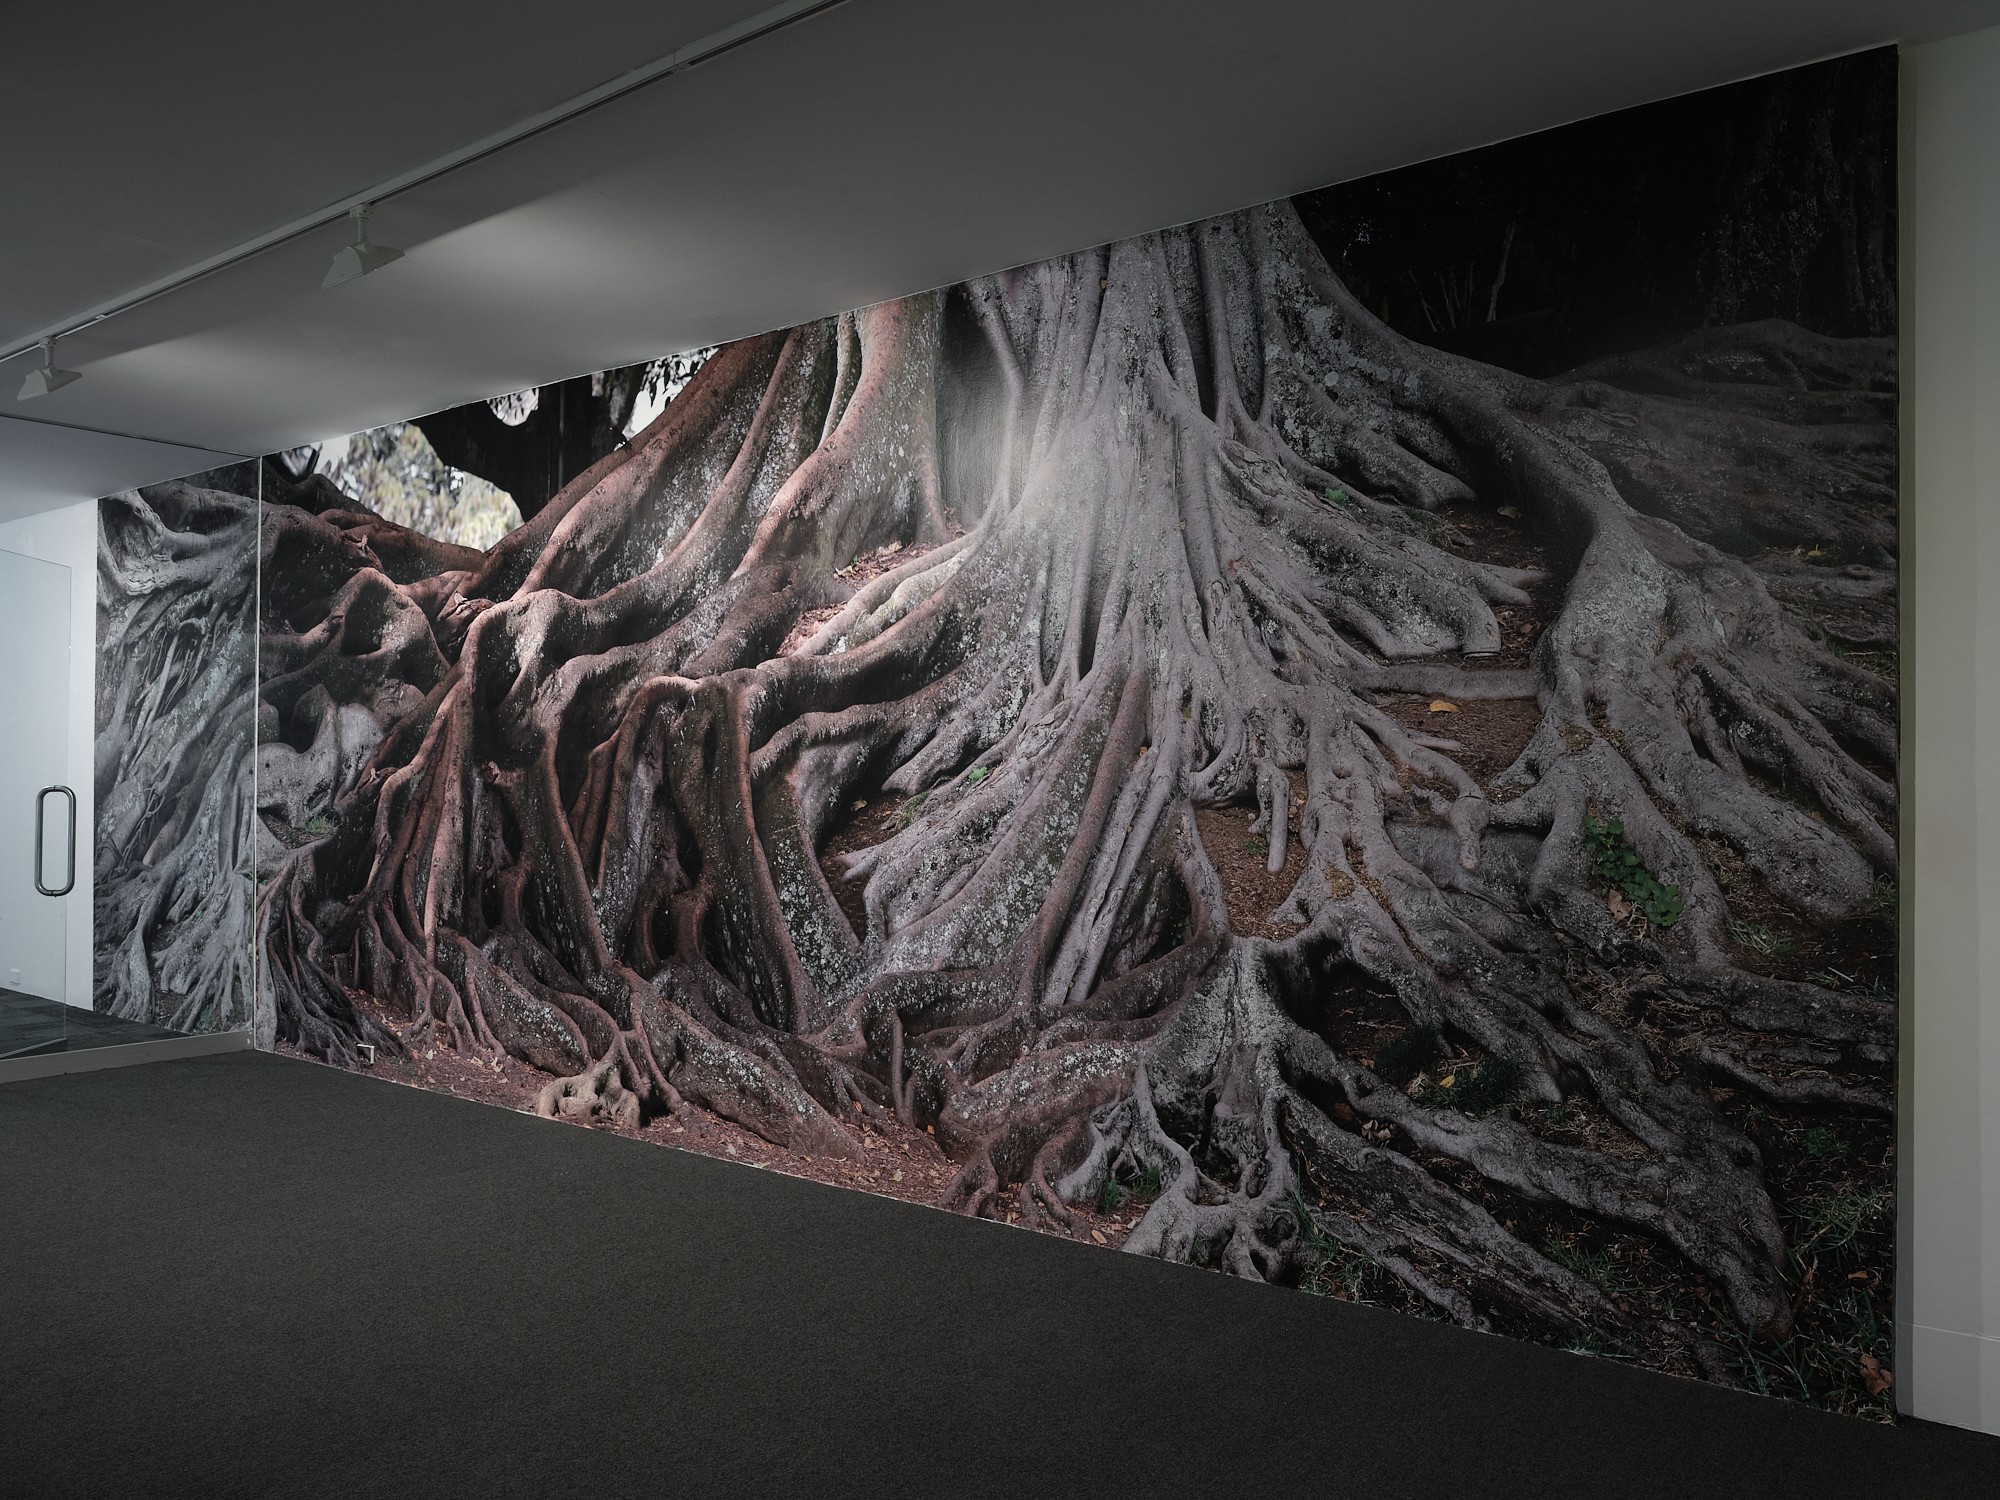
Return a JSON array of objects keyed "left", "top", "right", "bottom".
[
  {"left": 96, "top": 462, "right": 259, "bottom": 1035},
  {"left": 248, "top": 52, "right": 1900, "bottom": 1414}
]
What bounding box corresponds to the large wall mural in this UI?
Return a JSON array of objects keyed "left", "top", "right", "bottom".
[
  {"left": 245, "top": 54, "right": 1898, "bottom": 1413},
  {"left": 94, "top": 465, "right": 260, "bottom": 1034}
]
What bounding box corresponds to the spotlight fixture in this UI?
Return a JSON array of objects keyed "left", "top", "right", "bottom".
[
  {"left": 323, "top": 203, "right": 404, "bottom": 288},
  {"left": 17, "top": 338, "right": 81, "bottom": 400}
]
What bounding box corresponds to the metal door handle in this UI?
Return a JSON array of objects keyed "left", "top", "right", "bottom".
[{"left": 35, "top": 785, "right": 75, "bottom": 897}]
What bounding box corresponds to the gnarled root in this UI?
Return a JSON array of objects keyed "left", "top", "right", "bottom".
[
  {"left": 255, "top": 195, "right": 1895, "bottom": 1386},
  {"left": 537, "top": 1054, "right": 642, "bottom": 1130}
]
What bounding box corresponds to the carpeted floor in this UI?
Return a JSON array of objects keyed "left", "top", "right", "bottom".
[{"left": 1, "top": 1051, "right": 1993, "bottom": 1499}]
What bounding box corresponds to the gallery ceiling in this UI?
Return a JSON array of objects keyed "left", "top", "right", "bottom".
[{"left": 4, "top": 0, "right": 1998, "bottom": 514}]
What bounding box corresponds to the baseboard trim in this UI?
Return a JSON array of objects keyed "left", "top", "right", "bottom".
[
  {"left": 0, "top": 1027, "right": 251, "bottom": 1085},
  {"left": 1897, "top": 1319, "right": 2000, "bottom": 1434}
]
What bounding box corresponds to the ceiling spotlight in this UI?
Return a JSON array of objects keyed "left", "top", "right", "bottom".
[
  {"left": 323, "top": 203, "right": 404, "bottom": 288},
  {"left": 17, "top": 338, "right": 81, "bottom": 400}
]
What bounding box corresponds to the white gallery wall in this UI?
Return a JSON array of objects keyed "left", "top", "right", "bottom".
[
  {"left": 0, "top": 498, "right": 96, "bottom": 1010},
  {"left": 1902, "top": 20, "right": 2000, "bottom": 1436}
]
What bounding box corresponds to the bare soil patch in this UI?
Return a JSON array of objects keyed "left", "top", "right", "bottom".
[
  {"left": 817, "top": 791, "right": 915, "bottom": 942},
  {"left": 280, "top": 994, "right": 1142, "bottom": 1251},
  {"left": 1194, "top": 771, "right": 1309, "bottom": 939},
  {"left": 1379, "top": 692, "right": 1543, "bottom": 786},
  {"left": 780, "top": 538, "right": 946, "bottom": 654}
]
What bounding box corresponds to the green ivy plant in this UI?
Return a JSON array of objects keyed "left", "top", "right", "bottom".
[{"left": 1582, "top": 812, "right": 1684, "bottom": 928}]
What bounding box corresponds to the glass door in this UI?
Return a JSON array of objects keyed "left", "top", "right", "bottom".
[{"left": 0, "top": 546, "right": 71, "bottom": 1057}]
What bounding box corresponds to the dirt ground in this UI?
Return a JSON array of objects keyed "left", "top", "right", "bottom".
[{"left": 279, "top": 995, "right": 1145, "bottom": 1253}]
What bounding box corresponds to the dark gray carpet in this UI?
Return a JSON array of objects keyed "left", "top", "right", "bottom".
[
  {"left": 1, "top": 1051, "right": 1992, "bottom": 1499},
  {"left": 1, "top": 990, "right": 183, "bottom": 1059}
]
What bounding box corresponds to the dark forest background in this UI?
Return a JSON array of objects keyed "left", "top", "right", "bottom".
[{"left": 1292, "top": 48, "right": 1896, "bottom": 376}]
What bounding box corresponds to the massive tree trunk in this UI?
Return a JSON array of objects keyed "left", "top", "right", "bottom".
[{"left": 254, "top": 202, "right": 1895, "bottom": 1371}]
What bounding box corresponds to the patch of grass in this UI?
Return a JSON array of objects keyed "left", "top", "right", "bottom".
[
  {"left": 1707, "top": 1145, "right": 1897, "bottom": 1417},
  {"left": 1711, "top": 1294, "right": 1894, "bottom": 1418},
  {"left": 1832, "top": 643, "right": 1900, "bottom": 680},
  {"left": 1097, "top": 1175, "right": 1125, "bottom": 1213},
  {"left": 1241, "top": 836, "right": 1268, "bottom": 856},
  {"left": 1453, "top": 1057, "right": 1526, "bottom": 1113},
  {"left": 1289, "top": 1191, "right": 1376, "bottom": 1300},
  {"left": 302, "top": 814, "right": 335, "bottom": 838},
  {"left": 1399, "top": 505, "right": 1454, "bottom": 549},
  {"left": 1583, "top": 812, "right": 1683, "bottom": 928},
  {"left": 1322, "top": 486, "right": 1353, "bottom": 510},
  {"left": 1866, "top": 874, "right": 1898, "bottom": 920},
  {"left": 1710, "top": 1314, "right": 1811, "bottom": 1403},
  {"left": 1546, "top": 1235, "right": 1640, "bottom": 1299},
  {"left": 1301, "top": 1242, "right": 1377, "bottom": 1299},
  {"left": 1372, "top": 1026, "right": 1440, "bottom": 1086},
  {"left": 894, "top": 791, "right": 929, "bottom": 829},
  {"left": 963, "top": 765, "right": 989, "bottom": 787},
  {"left": 1130, "top": 1162, "right": 1163, "bottom": 1198},
  {"left": 1864, "top": 876, "right": 1896, "bottom": 924},
  {"left": 1788, "top": 1187, "right": 1890, "bottom": 1257},
  {"left": 1728, "top": 918, "right": 1797, "bottom": 958}
]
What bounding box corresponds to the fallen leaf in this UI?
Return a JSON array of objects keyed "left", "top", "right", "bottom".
[
  {"left": 884, "top": 540, "right": 904, "bottom": 554},
  {"left": 851, "top": 799, "right": 868, "bottom": 811},
  {"left": 892, "top": 1169, "right": 904, "bottom": 1182},
  {"left": 1859, "top": 1353, "right": 1893, "bottom": 1395},
  {"left": 1090, "top": 1229, "right": 1108, "bottom": 1245},
  {"left": 1497, "top": 505, "right": 1522, "bottom": 519},
  {"left": 1438, "top": 1074, "right": 1456, "bottom": 1089},
  {"left": 1607, "top": 889, "right": 1632, "bottom": 921},
  {"left": 1429, "top": 699, "right": 1459, "bottom": 714}
]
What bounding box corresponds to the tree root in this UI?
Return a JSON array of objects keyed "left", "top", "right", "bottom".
[
  {"left": 537, "top": 1054, "right": 642, "bottom": 1129},
  {"left": 252, "top": 197, "right": 1898, "bottom": 1379}
]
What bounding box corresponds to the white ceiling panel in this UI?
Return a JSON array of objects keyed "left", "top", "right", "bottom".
[
  {"left": 0, "top": 416, "right": 241, "bottom": 524},
  {"left": 5, "top": 0, "right": 1999, "bottom": 508}
]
